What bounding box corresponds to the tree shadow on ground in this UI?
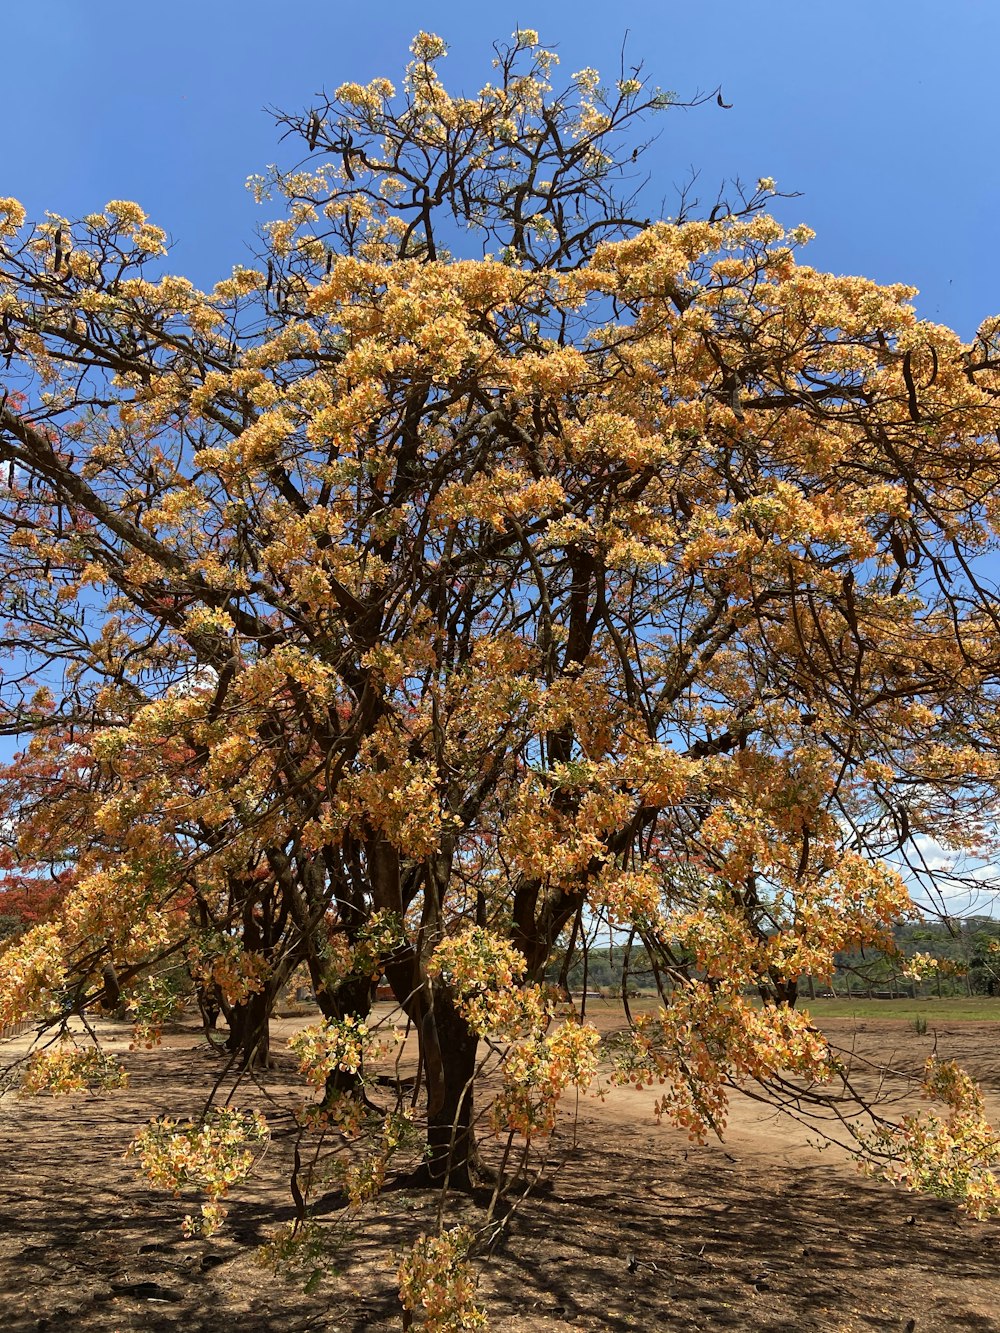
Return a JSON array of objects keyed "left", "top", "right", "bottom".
[
  {"left": 479, "top": 1126, "right": 1000, "bottom": 1331},
  {"left": 1, "top": 1033, "right": 998, "bottom": 1331}
]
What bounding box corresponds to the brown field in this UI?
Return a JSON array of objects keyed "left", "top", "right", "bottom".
[{"left": 1, "top": 1003, "right": 999, "bottom": 1332}]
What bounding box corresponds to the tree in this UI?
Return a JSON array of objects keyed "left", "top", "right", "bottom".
[{"left": 1, "top": 27, "right": 999, "bottom": 1283}]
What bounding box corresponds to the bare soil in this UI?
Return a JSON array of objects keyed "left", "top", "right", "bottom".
[{"left": 1, "top": 1006, "right": 998, "bottom": 1332}]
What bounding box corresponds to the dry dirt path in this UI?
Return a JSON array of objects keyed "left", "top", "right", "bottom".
[{"left": 0, "top": 1012, "right": 997, "bottom": 1331}]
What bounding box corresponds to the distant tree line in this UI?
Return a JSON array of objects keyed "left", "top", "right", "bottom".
[{"left": 548, "top": 918, "right": 1000, "bottom": 1000}]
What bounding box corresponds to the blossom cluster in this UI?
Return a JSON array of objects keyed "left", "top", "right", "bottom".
[
  {"left": 857, "top": 1059, "right": 1000, "bottom": 1219},
  {"left": 0, "top": 923, "right": 66, "bottom": 1028},
  {"left": 397, "top": 1226, "right": 487, "bottom": 1332},
  {"left": 613, "top": 984, "right": 831, "bottom": 1140},
  {"left": 427, "top": 928, "right": 531, "bottom": 1036},
  {"left": 289, "top": 1015, "right": 400, "bottom": 1087},
  {"left": 20, "top": 1044, "right": 128, "bottom": 1096},
  {"left": 491, "top": 1020, "right": 601, "bottom": 1137},
  {"left": 127, "top": 1108, "right": 269, "bottom": 1236}
]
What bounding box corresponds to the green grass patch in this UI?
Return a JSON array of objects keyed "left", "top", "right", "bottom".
[
  {"left": 575, "top": 994, "right": 1000, "bottom": 1025},
  {"left": 800, "top": 996, "right": 1000, "bottom": 1023}
]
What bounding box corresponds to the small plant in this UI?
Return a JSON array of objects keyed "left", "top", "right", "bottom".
[{"left": 912, "top": 1016, "right": 928, "bottom": 1036}]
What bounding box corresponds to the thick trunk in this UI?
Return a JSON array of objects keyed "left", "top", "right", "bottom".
[
  {"left": 100, "top": 963, "right": 128, "bottom": 1019},
  {"left": 225, "top": 988, "right": 273, "bottom": 1069},
  {"left": 776, "top": 977, "right": 798, "bottom": 1006},
  {"left": 195, "top": 980, "right": 221, "bottom": 1031},
  {"left": 413, "top": 996, "right": 479, "bottom": 1191},
  {"left": 759, "top": 975, "right": 798, "bottom": 1007}
]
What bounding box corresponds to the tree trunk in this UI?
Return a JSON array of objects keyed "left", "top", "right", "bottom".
[
  {"left": 195, "top": 980, "right": 221, "bottom": 1031},
  {"left": 761, "top": 975, "right": 798, "bottom": 1007},
  {"left": 100, "top": 962, "right": 128, "bottom": 1020},
  {"left": 418, "top": 996, "right": 480, "bottom": 1191},
  {"left": 225, "top": 988, "right": 272, "bottom": 1069}
]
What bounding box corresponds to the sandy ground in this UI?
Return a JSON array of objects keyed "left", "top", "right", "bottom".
[{"left": 0, "top": 1005, "right": 998, "bottom": 1331}]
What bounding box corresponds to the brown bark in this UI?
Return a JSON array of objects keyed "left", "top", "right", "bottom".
[
  {"left": 225, "top": 988, "right": 273, "bottom": 1069},
  {"left": 409, "top": 995, "right": 480, "bottom": 1191}
]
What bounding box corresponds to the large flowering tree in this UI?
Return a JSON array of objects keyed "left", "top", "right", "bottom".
[{"left": 1, "top": 30, "right": 999, "bottom": 1275}]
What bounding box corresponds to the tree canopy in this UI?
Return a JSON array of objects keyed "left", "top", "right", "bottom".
[{"left": 1, "top": 30, "right": 999, "bottom": 1320}]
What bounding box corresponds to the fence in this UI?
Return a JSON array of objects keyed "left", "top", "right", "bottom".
[{"left": 0, "top": 1019, "right": 33, "bottom": 1043}]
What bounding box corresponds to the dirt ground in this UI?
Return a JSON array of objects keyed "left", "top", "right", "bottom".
[{"left": 1, "top": 1006, "right": 998, "bottom": 1332}]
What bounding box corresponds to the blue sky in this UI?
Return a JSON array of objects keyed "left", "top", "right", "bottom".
[{"left": 1, "top": 0, "right": 996, "bottom": 338}]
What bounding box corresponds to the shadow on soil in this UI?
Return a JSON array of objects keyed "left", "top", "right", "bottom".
[{"left": 0, "top": 1029, "right": 997, "bottom": 1331}]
